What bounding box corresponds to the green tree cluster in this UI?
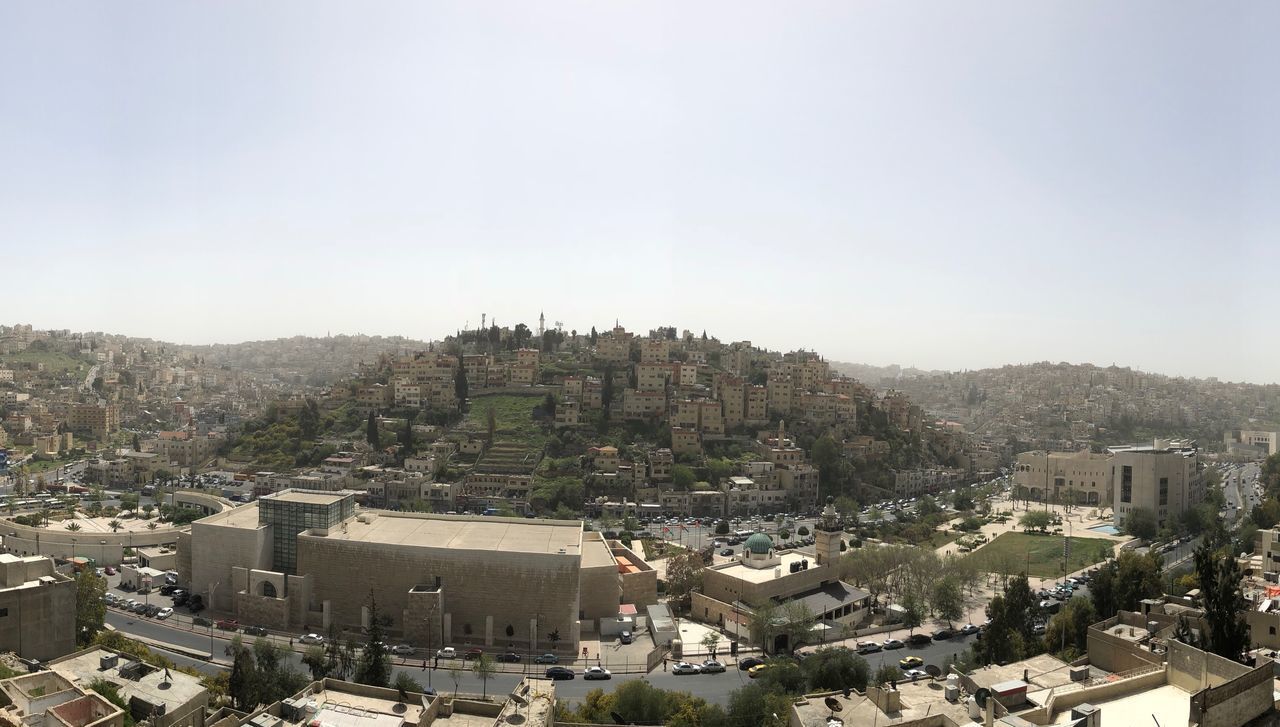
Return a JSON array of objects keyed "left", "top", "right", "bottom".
[
  {"left": 227, "top": 636, "right": 310, "bottom": 710},
  {"left": 1090, "top": 550, "right": 1163, "bottom": 618}
]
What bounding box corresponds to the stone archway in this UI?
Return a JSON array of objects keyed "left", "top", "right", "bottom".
[{"left": 261, "top": 581, "right": 277, "bottom": 598}]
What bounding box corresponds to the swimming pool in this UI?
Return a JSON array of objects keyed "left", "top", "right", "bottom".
[{"left": 1088, "top": 524, "right": 1120, "bottom": 535}]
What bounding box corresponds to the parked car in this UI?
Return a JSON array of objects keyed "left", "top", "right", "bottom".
[
  {"left": 464, "top": 648, "right": 484, "bottom": 660},
  {"left": 187, "top": 595, "right": 205, "bottom": 613},
  {"left": 672, "top": 661, "right": 701, "bottom": 675},
  {"left": 299, "top": 633, "right": 326, "bottom": 645},
  {"left": 159, "top": 584, "right": 178, "bottom": 596},
  {"left": 156, "top": 607, "right": 174, "bottom": 620},
  {"left": 932, "top": 629, "right": 955, "bottom": 641},
  {"left": 243, "top": 626, "right": 267, "bottom": 636},
  {"left": 720, "top": 549, "right": 734, "bottom": 556},
  {"left": 215, "top": 619, "right": 239, "bottom": 631},
  {"left": 700, "top": 660, "right": 726, "bottom": 673},
  {"left": 619, "top": 630, "right": 633, "bottom": 644},
  {"left": 544, "top": 667, "right": 574, "bottom": 680},
  {"left": 856, "top": 641, "right": 882, "bottom": 654},
  {"left": 391, "top": 644, "right": 414, "bottom": 656},
  {"left": 748, "top": 663, "right": 771, "bottom": 678},
  {"left": 882, "top": 639, "right": 905, "bottom": 650},
  {"left": 436, "top": 647, "right": 457, "bottom": 659},
  {"left": 583, "top": 666, "right": 612, "bottom": 680},
  {"left": 959, "top": 624, "right": 980, "bottom": 636},
  {"left": 497, "top": 652, "right": 522, "bottom": 663},
  {"left": 738, "top": 657, "right": 765, "bottom": 671},
  {"left": 171, "top": 590, "right": 189, "bottom": 605},
  {"left": 534, "top": 653, "right": 558, "bottom": 664},
  {"left": 104, "top": 567, "right": 117, "bottom": 576},
  {"left": 906, "top": 634, "right": 931, "bottom": 646},
  {"left": 899, "top": 656, "right": 924, "bottom": 669},
  {"left": 904, "top": 668, "right": 929, "bottom": 680}
]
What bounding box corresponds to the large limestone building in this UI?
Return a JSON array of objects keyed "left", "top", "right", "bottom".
[{"left": 179, "top": 490, "right": 654, "bottom": 653}]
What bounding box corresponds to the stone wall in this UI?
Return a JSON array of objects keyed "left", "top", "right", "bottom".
[
  {"left": 0, "top": 577, "right": 76, "bottom": 661},
  {"left": 579, "top": 562, "right": 621, "bottom": 632},
  {"left": 188, "top": 518, "right": 271, "bottom": 612},
  {"left": 1085, "top": 616, "right": 1163, "bottom": 673},
  {"left": 297, "top": 534, "right": 582, "bottom": 651},
  {"left": 1, "top": 519, "right": 184, "bottom": 566},
  {"left": 1195, "top": 659, "right": 1274, "bottom": 727}
]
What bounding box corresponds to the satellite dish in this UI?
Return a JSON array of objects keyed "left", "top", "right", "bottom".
[
  {"left": 824, "top": 697, "right": 843, "bottom": 713},
  {"left": 974, "top": 688, "right": 991, "bottom": 708},
  {"left": 509, "top": 693, "right": 528, "bottom": 707},
  {"left": 610, "top": 711, "right": 629, "bottom": 725},
  {"left": 924, "top": 664, "right": 942, "bottom": 678}
]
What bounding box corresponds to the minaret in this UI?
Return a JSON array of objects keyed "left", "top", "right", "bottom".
[
  {"left": 815, "top": 496, "right": 843, "bottom": 566},
  {"left": 538, "top": 311, "right": 545, "bottom": 338},
  {"left": 777, "top": 419, "right": 786, "bottom": 447}
]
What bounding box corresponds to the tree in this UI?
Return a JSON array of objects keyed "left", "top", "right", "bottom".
[
  {"left": 66, "top": 522, "right": 82, "bottom": 531},
  {"left": 75, "top": 569, "right": 107, "bottom": 645},
  {"left": 700, "top": 631, "right": 721, "bottom": 657},
  {"left": 355, "top": 595, "right": 391, "bottom": 687},
  {"left": 393, "top": 672, "right": 425, "bottom": 696},
  {"left": 714, "top": 520, "right": 730, "bottom": 535},
  {"left": 1192, "top": 541, "right": 1249, "bottom": 660},
  {"left": 1044, "top": 596, "right": 1096, "bottom": 659},
  {"left": 664, "top": 551, "right": 705, "bottom": 614},
  {"left": 932, "top": 577, "right": 964, "bottom": 625},
  {"left": 471, "top": 653, "right": 496, "bottom": 698},
  {"left": 672, "top": 465, "right": 696, "bottom": 489},
  {"left": 132, "top": 433, "right": 141, "bottom": 452},
  {"left": 590, "top": 326, "right": 598, "bottom": 346},
  {"left": 900, "top": 592, "right": 924, "bottom": 634},
  {"left": 1091, "top": 550, "right": 1163, "bottom": 618},
  {"left": 726, "top": 685, "right": 791, "bottom": 727},
  {"left": 874, "top": 664, "right": 902, "bottom": 686},
  {"left": 799, "top": 647, "right": 869, "bottom": 691},
  {"left": 602, "top": 364, "right": 615, "bottom": 411},
  {"left": 542, "top": 393, "right": 557, "bottom": 419},
  {"left": 399, "top": 414, "right": 415, "bottom": 456},
  {"left": 141, "top": 503, "right": 154, "bottom": 519},
  {"left": 1019, "top": 510, "right": 1052, "bottom": 533},
  {"left": 1124, "top": 507, "right": 1159, "bottom": 540},
  {"left": 797, "top": 525, "right": 809, "bottom": 537},
  {"left": 976, "top": 575, "right": 1039, "bottom": 665},
  {"left": 228, "top": 644, "right": 257, "bottom": 710},
  {"left": 366, "top": 412, "right": 381, "bottom": 450},
  {"left": 454, "top": 365, "right": 469, "bottom": 406},
  {"left": 302, "top": 645, "right": 329, "bottom": 680},
  {"left": 753, "top": 658, "right": 806, "bottom": 695},
  {"left": 778, "top": 528, "right": 791, "bottom": 541},
  {"left": 486, "top": 407, "right": 496, "bottom": 444},
  {"left": 108, "top": 519, "right": 122, "bottom": 532}
]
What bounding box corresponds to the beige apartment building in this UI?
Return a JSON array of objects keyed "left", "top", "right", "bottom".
[
  {"left": 1013, "top": 450, "right": 1113, "bottom": 506},
  {"left": 1110, "top": 441, "right": 1203, "bottom": 531},
  {"left": 0, "top": 554, "right": 76, "bottom": 661},
  {"left": 66, "top": 402, "right": 118, "bottom": 439}
]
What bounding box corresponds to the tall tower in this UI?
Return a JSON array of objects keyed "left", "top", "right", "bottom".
[
  {"left": 538, "top": 311, "right": 545, "bottom": 338},
  {"left": 814, "top": 496, "right": 843, "bottom": 566}
]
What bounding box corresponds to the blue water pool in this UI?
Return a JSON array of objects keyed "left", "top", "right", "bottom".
[{"left": 1088, "top": 524, "right": 1120, "bottom": 535}]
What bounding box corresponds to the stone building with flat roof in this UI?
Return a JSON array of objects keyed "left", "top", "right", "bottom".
[
  {"left": 181, "top": 490, "right": 653, "bottom": 653},
  {"left": 0, "top": 554, "right": 76, "bottom": 661}
]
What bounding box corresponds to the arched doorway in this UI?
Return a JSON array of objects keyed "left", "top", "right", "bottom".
[
  {"left": 261, "top": 581, "right": 277, "bottom": 598},
  {"left": 773, "top": 633, "right": 789, "bottom": 654}
]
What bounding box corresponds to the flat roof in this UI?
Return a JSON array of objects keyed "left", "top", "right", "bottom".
[
  {"left": 792, "top": 680, "right": 972, "bottom": 726},
  {"left": 311, "top": 512, "right": 584, "bottom": 556},
  {"left": 1050, "top": 682, "right": 1188, "bottom": 725},
  {"left": 712, "top": 551, "right": 815, "bottom": 584},
  {"left": 263, "top": 490, "right": 350, "bottom": 505},
  {"left": 581, "top": 536, "right": 615, "bottom": 568},
  {"left": 52, "top": 649, "right": 204, "bottom": 711}
]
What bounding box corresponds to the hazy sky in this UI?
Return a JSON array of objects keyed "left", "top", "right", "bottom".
[{"left": 2, "top": 2, "right": 1276, "bottom": 383}]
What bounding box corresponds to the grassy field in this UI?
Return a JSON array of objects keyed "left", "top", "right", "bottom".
[
  {"left": 464, "top": 393, "right": 548, "bottom": 447},
  {"left": 0, "top": 350, "right": 90, "bottom": 375},
  {"left": 972, "top": 531, "right": 1114, "bottom": 579}
]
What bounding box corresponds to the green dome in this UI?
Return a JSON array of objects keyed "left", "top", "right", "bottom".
[{"left": 744, "top": 532, "right": 773, "bottom": 555}]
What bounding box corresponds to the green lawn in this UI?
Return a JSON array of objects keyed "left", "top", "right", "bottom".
[
  {"left": 972, "top": 532, "right": 1114, "bottom": 579},
  {"left": 464, "top": 394, "right": 548, "bottom": 447},
  {"left": 0, "top": 350, "right": 90, "bottom": 374}
]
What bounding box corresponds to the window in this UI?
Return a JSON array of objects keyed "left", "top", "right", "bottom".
[
  {"left": 1159, "top": 477, "right": 1169, "bottom": 507},
  {"left": 0, "top": 608, "right": 7, "bottom": 617},
  {"left": 1121, "top": 466, "right": 1132, "bottom": 503}
]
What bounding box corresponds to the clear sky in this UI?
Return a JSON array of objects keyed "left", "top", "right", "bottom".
[{"left": 2, "top": 2, "right": 1276, "bottom": 383}]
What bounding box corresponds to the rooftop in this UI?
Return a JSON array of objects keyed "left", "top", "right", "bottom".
[
  {"left": 263, "top": 490, "right": 352, "bottom": 506},
  {"left": 51, "top": 649, "right": 205, "bottom": 714},
  {"left": 310, "top": 512, "right": 584, "bottom": 556},
  {"left": 791, "top": 681, "right": 972, "bottom": 727},
  {"left": 712, "top": 551, "right": 816, "bottom": 584},
  {"left": 1048, "top": 682, "right": 1188, "bottom": 725}
]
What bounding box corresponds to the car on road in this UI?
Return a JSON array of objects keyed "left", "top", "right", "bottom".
[
  {"left": 882, "top": 639, "right": 905, "bottom": 650},
  {"left": 544, "top": 667, "right": 574, "bottom": 680},
  {"left": 534, "top": 653, "right": 559, "bottom": 664},
  {"left": 700, "top": 660, "right": 726, "bottom": 673},
  {"left": 216, "top": 619, "right": 239, "bottom": 631},
  {"left": 906, "top": 634, "right": 931, "bottom": 646},
  {"left": 720, "top": 549, "right": 734, "bottom": 556},
  {"left": 159, "top": 584, "right": 178, "bottom": 596},
  {"left": 391, "top": 644, "right": 414, "bottom": 656},
  {"left": 959, "top": 624, "right": 980, "bottom": 636},
  {"left": 298, "top": 633, "right": 325, "bottom": 645},
  {"left": 899, "top": 656, "right": 924, "bottom": 669},
  {"left": 436, "top": 647, "right": 457, "bottom": 659},
  {"left": 856, "top": 641, "right": 882, "bottom": 654},
  {"left": 738, "top": 657, "right": 765, "bottom": 671},
  {"left": 497, "top": 652, "right": 522, "bottom": 663},
  {"left": 243, "top": 626, "right": 268, "bottom": 636},
  {"left": 464, "top": 648, "right": 484, "bottom": 660},
  {"left": 904, "top": 668, "right": 928, "bottom": 680},
  {"left": 583, "top": 666, "right": 612, "bottom": 680},
  {"left": 748, "top": 664, "right": 771, "bottom": 678},
  {"left": 932, "top": 629, "right": 955, "bottom": 641},
  {"left": 156, "top": 607, "right": 173, "bottom": 620},
  {"left": 104, "top": 567, "right": 116, "bottom": 576},
  {"left": 672, "top": 661, "right": 701, "bottom": 675}
]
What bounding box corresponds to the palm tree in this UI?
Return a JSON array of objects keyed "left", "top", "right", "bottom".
[
  {"left": 38, "top": 508, "right": 51, "bottom": 527},
  {"left": 65, "top": 522, "right": 82, "bottom": 532},
  {"left": 146, "top": 522, "right": 158, "bottom": 530},
  {"left": 108, "top": 520, "right": 122, "bottom": 533}
]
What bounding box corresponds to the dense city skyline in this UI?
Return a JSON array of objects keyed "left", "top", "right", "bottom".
[{"left": 4, "top": 1, "right": 1276, "bottom": 383}]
